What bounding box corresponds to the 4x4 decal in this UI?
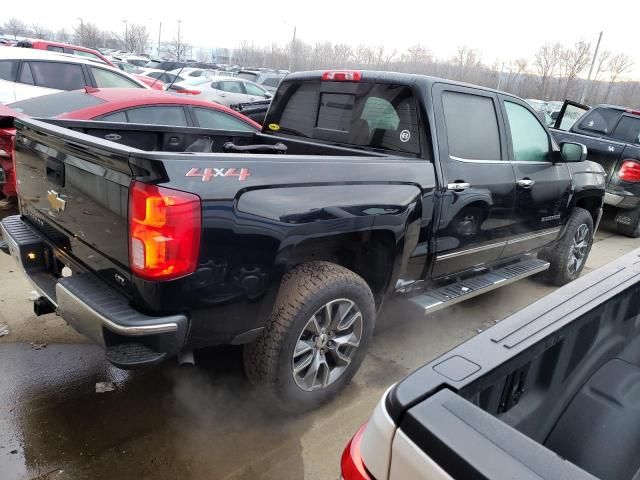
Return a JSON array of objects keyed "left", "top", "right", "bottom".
[{"left": 185, "top": 167, "right": 251, "bottom": 182}]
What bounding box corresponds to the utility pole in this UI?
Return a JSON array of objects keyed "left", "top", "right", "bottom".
[
  {"left": 177, "top": 20, "right": 182, "bottom": 61},
  {"left": 580, "top": 31, "right": 603, "bottom": 104},
  {"left": 157, "top": 21, "right": 162, "bottom": 57},
  {"left": 122, "top": 20, "right": 128, "bottom": 51},
  {"left": 288, "top": 26, "right": 297, "bottom": 72},
  {"left": 496, "top": 62, "right": 505, "bottom": 90},
  {"left": 77, "top": 17, "right": 84, "bottom": 44}
]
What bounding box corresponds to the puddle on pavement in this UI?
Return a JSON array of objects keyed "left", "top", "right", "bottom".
[{"left": 0, "top": 343, "right": 311, "bottom": 480}]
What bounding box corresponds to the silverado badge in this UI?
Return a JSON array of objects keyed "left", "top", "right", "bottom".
[{"left": 47, "top": 190, "right": 66, "bottom": 212}]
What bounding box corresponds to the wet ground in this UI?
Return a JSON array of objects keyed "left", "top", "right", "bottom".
[{"left": 0, "top": 209, "right": 638, "bottom": 480}]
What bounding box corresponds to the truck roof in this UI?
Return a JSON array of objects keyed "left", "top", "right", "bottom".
[{"left": 285, "top": 69, "right": 523, "bottom": 101}]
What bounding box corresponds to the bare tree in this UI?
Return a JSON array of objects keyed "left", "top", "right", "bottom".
[
  {"left": 560, "top": 41, "right": 591, "bottom": 99},
  {"left": 116, "top": 24, "right": 150, "bottom": 54},
  {"left": 3, "top": 18, "right": 27, "bottom": 39},
  {"left": 55, "top": 28, "right": 71, "bottom": 43},
  {"left": 534, "top": 43, "right": 563, "bottom": 99},
  {"left": 604, "top": 53, "right": 634, "bottom": 102},
  {"left": 31, "top": 23, "right": 51, "bottom": 40},
  {"left": 73, "top": 20, "right": 104, "bottom": 49}
]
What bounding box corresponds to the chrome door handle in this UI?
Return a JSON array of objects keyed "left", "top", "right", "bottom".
[
  {"left": 518, "top": 179, "right": 535, "bottom": 188},
  {"left": 447, "top": 182, "right": 471, "bottom": 191}
]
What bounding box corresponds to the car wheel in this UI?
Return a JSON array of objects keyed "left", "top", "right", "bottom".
[
  {"left": 615, "top": 207, "right": 640, "bottom": 238},
  {"left": 244, "top": 261, "right": 375, "bottom": 412},
  {"left": 541, "top": 207, "right": 594, "bottom": 286}
]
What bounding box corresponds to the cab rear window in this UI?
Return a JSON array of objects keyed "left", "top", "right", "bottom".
[{"left": 265, "top": 80, "right": 422, "bottom": 156}]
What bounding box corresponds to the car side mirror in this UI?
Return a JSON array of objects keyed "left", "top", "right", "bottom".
[{"left": 560, "top": 142, "right": 587, "bottom": 162}]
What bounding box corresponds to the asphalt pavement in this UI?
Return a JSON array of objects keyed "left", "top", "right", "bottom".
[{"left": 0, "top": 210, "right": 637, "bottom": 480}]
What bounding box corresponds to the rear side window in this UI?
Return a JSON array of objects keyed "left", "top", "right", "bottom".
[
  {"left": 218, "top": 81, "right": 243, "bottom": 93},
  {"left": 442, "top": 91, "right": 501, "bottom": 160},
  {"left": 91, "top": 67, "right": 141, "bottom": 88},
  {"left": 267, "top": 81, "right": 421, "bottom": 156},
  {"left": 28, "top": 62, "right": 86, "bottom": 90},
  {"left": 126, "top": 106, "right": 188, "bottom": 126},
  {"left": 9, "top": 91, "right": 106, "bottom": 117},
  {"left": 97, "top": 111, "right": 127, "bottom": 122},
  {"left": 578, "top": 108, "right": 622, "bottom": 135},
  {"left": 193, "top": 107, "right": 255, "bottom": 131},
  {"left": 0, "top": 60, "right": 18, "bottom": 81},
  {"left": 612, "top": 116, "right": 640, "bottom": 145},
  {"left": 46, "top": 45, "right": 65, "bottom": 53},
  {"left": 74, "top": 50, "right": 105, "bottom": 63}
]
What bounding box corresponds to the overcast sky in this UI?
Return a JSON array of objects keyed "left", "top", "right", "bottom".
[{"left": 5, "top": 0, "right": 640, "bottom": 79}]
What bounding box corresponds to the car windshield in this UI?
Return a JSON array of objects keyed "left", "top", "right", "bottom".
[{"left": 8, "top": 91, "right": 106, "bottom": 117}]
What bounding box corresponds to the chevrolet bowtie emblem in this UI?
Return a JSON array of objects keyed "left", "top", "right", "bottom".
[{"left": 47, "top": 190, "right": 66, "bottom": 212}]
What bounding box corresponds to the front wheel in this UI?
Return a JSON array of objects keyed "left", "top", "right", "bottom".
[
  {"left": 244, "top": 261, "right": 375, "bottom": 412},
  {"left": 541, "top": 208, "right": 594, "bottom": 286}
]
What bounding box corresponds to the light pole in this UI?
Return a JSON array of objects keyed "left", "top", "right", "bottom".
[
  {"left": 157, "top": 21, "right": 162, "bottom": 58},
  {"left": 122, "top": 20, "right": 128, "bottom": 51},
  {"left": 177, "top": 20, "right": 182, "bottom": 61},
  {"left": 288, "top": 25, "right": 297, "bottom": 72},
  {"left": 580, "top": 31, "right": 604, "bottom": 104},
  {"left": 77, "top": 17, "right": 84, "bottom": 44}
]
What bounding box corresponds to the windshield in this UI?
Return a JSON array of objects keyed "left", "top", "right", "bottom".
[{"left": 265, "top": 80, "right": 422, "bottom": 155}]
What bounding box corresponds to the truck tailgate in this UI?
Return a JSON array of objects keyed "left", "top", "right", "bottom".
[{"left": 14, "top": 118, "right": 133, "bottom": 292}]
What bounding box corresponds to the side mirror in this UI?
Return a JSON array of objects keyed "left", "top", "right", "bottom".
[{"left": 560, "top": 142, "right": 587, "bottom": 162}]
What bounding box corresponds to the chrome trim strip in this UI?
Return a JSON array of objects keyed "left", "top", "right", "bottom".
[
  {"left": 505, "top": 228, "right": 561, "bottom": 245},
  {"left": 449, "top": 155, "right": 506, "bottom": 165},
  {"left": 56, "top": 284, "right": 178, "bottom": 335},
  {"left": 436, "top": 241, "right": 506, "bottom": 261}
]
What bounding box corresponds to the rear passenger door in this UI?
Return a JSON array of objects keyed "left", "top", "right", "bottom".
[
  {"left": 500, "top": 96, "right": 572, "bottom": 257},
  {"left": 431, "top": 84, "right": 516, "bottom": 278}
]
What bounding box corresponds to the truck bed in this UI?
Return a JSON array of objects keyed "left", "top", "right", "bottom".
[{"left": 385, "top": 248, "right": 640, "bottom": 480}]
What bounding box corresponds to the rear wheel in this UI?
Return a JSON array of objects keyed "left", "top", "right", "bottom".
[
  {"left": 244, "top": 261, "right": 375, "bottom": 412},
  {"left": 541, "top": 208, "right": 594, "bottom": 286},
  {"left": 615, "top": 207, "right": 640, "bottom": 238}
]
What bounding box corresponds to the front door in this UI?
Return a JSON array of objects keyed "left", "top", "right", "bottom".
[
  {"left": 500, "top": 96, "right": 572, "bottom": 257},
  {"left": 431, "top": 84, "right": 516, "bottom": 278}
]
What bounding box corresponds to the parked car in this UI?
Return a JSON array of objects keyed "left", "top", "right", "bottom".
[
  {"left": 15, "top": 39, "right": 114, "bottom": 66},
  {"left": 0, "top": 70, "right": 604, "bottom": 411},
  {"left": 341, "top": 248, "right": 640, "bottom": 480},
  {"left": 175, "top": 75, "right": 271, "bottom": 106},
  {"left": 138, "top": 69, "right": 186, "bottom": 86},
  {"left": 121, "top": 55, "right": 149, "bottom": 67},
  {"left": 111, "top": 60, "right": 165, "bottom": 90},
  {"left": 0, "top": 47, "right": 148, "bottom": 104},
  {"left": 236, "top": 70, "right": 286, "bottom": 93},
  {"left": 552, "top": 101, "right": 640, "bottom": 237},
  {"left": 0, "top": 88, "right": 259, "bottom": 198}
]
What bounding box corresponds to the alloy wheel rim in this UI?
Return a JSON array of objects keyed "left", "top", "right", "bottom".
[
  {"left": 292, "top": 298, "right": 363, "bottom": 392},
  {"left": 568, "top": 223, "right": 590, "bottom": 275}
]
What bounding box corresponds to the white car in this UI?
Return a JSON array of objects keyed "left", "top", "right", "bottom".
[
  {"left": 171, "top": 75, "right": 272, "bottom": 106},
  {"left": 138, "top": 69, "right": 187, "bottom": 86},
  {"left": 0, "top": 47, "right": 148, "bottom": 104}
]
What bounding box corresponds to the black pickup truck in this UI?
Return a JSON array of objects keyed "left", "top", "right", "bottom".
[
  {"left": 0, "top": 70, "right": 606, "bottom": 409},
  {"left": 552, "top": 101, "right": 640, "bottom": 237},
  {"left": 343, "top": 248, "right": 640, "bottom": 480}
]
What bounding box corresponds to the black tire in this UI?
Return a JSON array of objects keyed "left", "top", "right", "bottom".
[
  {"left": 541, "top": 208, "right": 594, "bottom": 286},
  {"left": 244, "top": 261, "right": 375, "bottom": 412},
  {"left": 615, "top": 207, "right": 640, "bottom": 238}
]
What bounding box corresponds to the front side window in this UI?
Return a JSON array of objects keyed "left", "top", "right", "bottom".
[
  {"left": 244, "top": 82, "right": 267, "bottom": 96},
  {"left": 91, "top": 67, "right": 141, "bottom": 88},
  {"left": 125, "top": 106, "right": 188, "bottom": 126},
  {"left": 504, "top": 101, "right": 551, "bottom": 162},
  {"left": 612, "top": 116, "right": 640, "bottom": 145},
  {"left": 193, "top": 108, "right": 255, "bottom": 131},
  {"left": 442, "top": 91, "right": 501, "bottom": 160},
  {"left": 29, "top": 62, "right": 86, "bottom": 90}
]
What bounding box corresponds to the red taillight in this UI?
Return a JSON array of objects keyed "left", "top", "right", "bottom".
[
  {"left": 173, "top": 89, "right": 201, "bottom": 95},
  {"left": 619, "top": 160, "right": 640, "bottom": 183},
  {"left": 341, "top": 423, "right": 374, "bottom": 480},
  {"left": 322, "top": 70, "right": 362, "bottom": 81},
  {"left": 129, "top": 182, "right": 201, "bottom": 281}
]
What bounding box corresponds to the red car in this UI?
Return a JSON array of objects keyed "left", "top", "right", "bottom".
[
  {"left": 0, "top": 88, "right": 261, "bottom": 198},
  {"left": 15, "top": 40, "right": 164, "bottom": 90}
]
